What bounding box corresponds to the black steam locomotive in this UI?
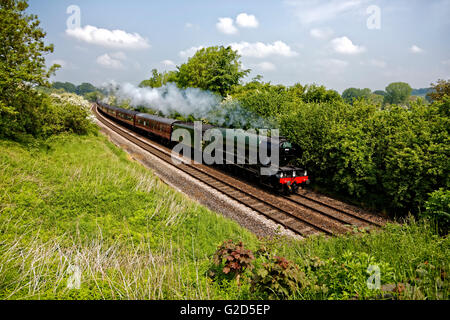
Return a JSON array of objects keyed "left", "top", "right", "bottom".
[{"left": 96, "top": 102, "right": 309, "bottom": 193}]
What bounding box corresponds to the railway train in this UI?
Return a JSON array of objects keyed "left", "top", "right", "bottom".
[{"left": 96, "top": 102, "right": 309, "bottom": 193}]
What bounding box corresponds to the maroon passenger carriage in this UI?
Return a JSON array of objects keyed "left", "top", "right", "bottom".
[{"left": 96, "top": 101, "right": 310, "bottom": 193}]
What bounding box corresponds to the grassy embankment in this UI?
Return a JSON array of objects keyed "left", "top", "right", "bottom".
[{"left": 0, "top": 133, "right": 448, "bottom": 299}]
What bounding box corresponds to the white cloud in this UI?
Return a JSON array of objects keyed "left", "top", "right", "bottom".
[
  {"left": 410, "top": 45, "right": 424, "bottom": 53},
  {"left": 66, "top": 25, "right": 150, "bottom": 49},
  {"left": 442, "top": 59, "right": 450, "bottom": 66},
  {"left": 216, "top": 17, "right": 238, "bottom": 35},
  {"left": 331, "top": 36, "right": 366, "bottom": 55},
  {"left": 310, "top": 28, "right": 334, "bottom": 39},
  {"left": 179, "top": 46, "right": 205, "bottom": 59},
  {"left": 256, "top": 62, "right": 276, "bottom": 71},
  {"left": 179, "top": 41, "right": 297, "bottom": 61},
  {"left": 230, "top": 41, "right": 298, "bottom": 58},
  {"left": 236, "top": 13, "right": 259, "bottom": 28},
  {"left": 96, "top": 53, "right": 124, "bottom": 69},
  {"left": 288, "top": 0, "right": 365, "bottom": 25}
]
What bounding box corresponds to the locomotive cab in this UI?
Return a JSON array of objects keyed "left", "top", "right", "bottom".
[{"left": 279, "top": 139, "right": 296, "bottom": 166}]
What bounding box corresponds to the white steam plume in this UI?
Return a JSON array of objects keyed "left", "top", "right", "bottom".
[
  {"left": 103, "top": 82, "right": 220, "bottom": 118},
  {"left": 102, "top": 81, "right": 274, "bottom": 129}
]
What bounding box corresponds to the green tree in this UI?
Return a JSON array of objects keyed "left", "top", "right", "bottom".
[
  {"left": 342, "top": 88, "right": 371, "bottom": 104},
  {"left": 279, "top": 93, "right": 449, "bottom": 215},
  {"left": 384, "top": 82, "right": 412, "bottom": 105},
  {"left": 76, "top": 82, "right": 97, "bottom": 96},
  {"left": 231, "top": 82, "right": 291, "bottom": 118},
  {"left": 303, "top": 84, "right": 342, "bottom": 103},
  {"left": 420, "top": 188, "right": 450, "bottom": 234},
  {"left": 176, "top": 46, "right": 250, "bottom": 96},
  {"left": 368, "top": 93, "right": 384, "bottom": 105},
  {"left": 53, "top": 81, "right": 77, "bottom": 93},
  {"left": 139, "top": 69, "right": 177, "bottom": 88},
  {"left": 427, "top": 79, "right": 450, "bottom": 103},
  {"left": 0, "top": 0, "right": 58, "bottom": 136},
  {"left": 287, "top": 83, "right": 306, "bottom": 100},
  {"left": 84, "top": 91, "right": 104, "bottom": 102},
  {"left": 373, "top": 90, "right": 386, "bottom": 96}
]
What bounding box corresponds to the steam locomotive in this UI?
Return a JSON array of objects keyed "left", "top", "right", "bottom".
[{"left": 96, "top": 102, "right": 309, "bottom": 193}]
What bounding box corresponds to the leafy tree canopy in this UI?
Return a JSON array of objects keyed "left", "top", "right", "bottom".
[
  {"left": 412, "top": 87, "right": 433, "bottom": 96},
  {"left": 368, "top": 93, "right": 384, "bottom": 105},
  {"left": 76, "top": 82, "right": 97, "bottom": 96},
  {"left": 384, "top": 82, "right": 412, "bottom": 105},
  {"left": 373, "top": 90, "right": 386, "bottom": 96},
  {"left": 175, "top": 46, "right": 250, "bottom": 96},
  {"left": 0, "top": 0, "right": 58, "bottom": 136},
  {"left": 427, "top": 79, "right": 450, "bottom": 103},
  {"left": 53, "top": 81, "right": 77, "bottom": 93},
  {"left": 139, "top": 69, "right": 177, "bottom": 88},
  {"left": 84, "top": 91, "right": 104, "bottom": 102},
  {"left": 342, "top": 88, "right": 372, "bottom": 104},
  {"left": 303, "top": 84, "right": 342, "bottom": 104}
]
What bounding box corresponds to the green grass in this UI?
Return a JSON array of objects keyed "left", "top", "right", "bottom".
[
  {"left": 0, "top": 133, "right": 448, "bottom": 300},
  {"left": 0, "top": 133, "right": 259, "bottom": 299}
]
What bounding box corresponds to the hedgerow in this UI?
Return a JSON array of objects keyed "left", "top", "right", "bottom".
[{"left": 232, "top": 83, "right": 449, "bottom": 217}]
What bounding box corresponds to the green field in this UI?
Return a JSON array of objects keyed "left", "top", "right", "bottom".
[{"left": 0, "top": 133, "right": 448, "bottom": 299}]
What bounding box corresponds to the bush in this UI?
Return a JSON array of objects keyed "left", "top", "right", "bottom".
[
  {"left": 39, "top": 93, "right": 97, "bottom": 137},
  {"left": 229, "top": 80, "right": 448, "bottom": 216},
  {"left": 251, "top": 256, "right": 306, "bottom": 299},
  {"left": 314, "top": 251, "right": 395, "bottom": 299},
  {"left": 278, "top": 98, "right": 449, "bottom": 215},
  {"left": 421, "top": 189, "right": 450, "bottom": 234},
  {"left": 212, "top": 240, "right": 254, "bottom": 285}
]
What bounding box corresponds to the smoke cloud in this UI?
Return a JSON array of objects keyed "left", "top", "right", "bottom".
[{"left": 102, "top": 81, "right": 274, "bottom": 129}]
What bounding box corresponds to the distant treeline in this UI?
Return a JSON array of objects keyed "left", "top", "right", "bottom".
[
  {"left": 411, "top": 87, "right": 433, "bottom": 96},
  {"left": 50, "top": 82, "right": 104, "bottom": 102}
]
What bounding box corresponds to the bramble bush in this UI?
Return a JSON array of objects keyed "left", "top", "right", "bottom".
[
  {"left": 251, "top": 256, "right": 307, "bottom": 299},
  {"left": 211, "top": 240, "right": 255, "bottom": 285},
  {"left": 208, "top": 241, "right": 402, "bottom": 300}
]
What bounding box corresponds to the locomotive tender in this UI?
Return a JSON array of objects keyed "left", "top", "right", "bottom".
[{"left": 96, "top": 102, "right": 309, "bottom": 193}]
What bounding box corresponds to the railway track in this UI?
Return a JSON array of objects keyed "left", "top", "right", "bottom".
[
  {"left": 286, "top": 193, "right": 385, "bottom": 228},
  {"left": 93, "top": 105, "right": 386, "bottom": 237}
]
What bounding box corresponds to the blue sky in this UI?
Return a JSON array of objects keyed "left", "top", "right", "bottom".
[{"left": 29, "top": 0, "right": 450, "bottom": 92}]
